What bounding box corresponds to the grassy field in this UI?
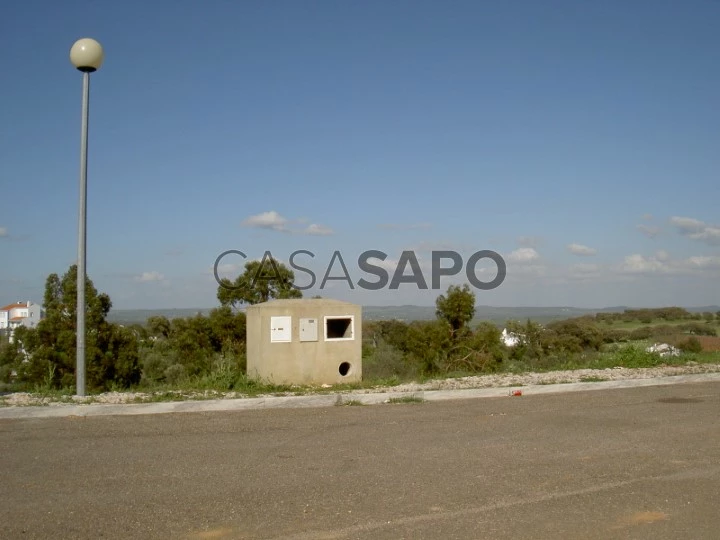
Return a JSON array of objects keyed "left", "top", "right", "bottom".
[{"left": 597, "top": 318, "right": 720, "bottom": 330}]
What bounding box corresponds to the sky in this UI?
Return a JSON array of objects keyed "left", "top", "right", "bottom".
[{"left": 1, "top": 0, "right": 719, "bottom": 310}]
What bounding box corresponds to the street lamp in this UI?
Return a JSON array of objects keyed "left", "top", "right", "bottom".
[{"left": 70, "top": 38, "right": 104, "bottom": 397}]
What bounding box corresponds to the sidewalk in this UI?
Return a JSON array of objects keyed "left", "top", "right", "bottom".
[{"left": 1, "top": 372, "right": 718, "bottom": 419}]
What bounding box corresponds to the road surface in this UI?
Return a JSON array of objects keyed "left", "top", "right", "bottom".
[{"left": 1, "top": 381, "right": 718, "bottom": 539}]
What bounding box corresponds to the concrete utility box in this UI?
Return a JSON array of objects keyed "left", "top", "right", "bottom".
[{"left": 246, "top": 298, "right": 362, "bottom": 385}]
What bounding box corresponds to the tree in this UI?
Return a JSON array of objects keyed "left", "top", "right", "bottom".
[
  {"left": 504, "top": 318, "right": 545, "bottom": 359},
  {"left": 435, "top": 284, "right": 476, "bottom": 338},
  {"left": 146, "top": 316, "right": 171, "bottom": 339},
  {"left": 545, "top": 318, "right": 605, "bottom": 351},
  {"left": 15, "top": 265, "right": 140, "bottom": 390},
  {"left": 217, "top": 257, "right": 302, "bottom": 309}
]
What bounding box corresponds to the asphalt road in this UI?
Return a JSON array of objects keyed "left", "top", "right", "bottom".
[{"left": 1, "top": 381, "right": 718, "bottom": 540}]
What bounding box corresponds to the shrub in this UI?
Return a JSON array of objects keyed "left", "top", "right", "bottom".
[
  {"left": 629, "top": 327, "right": 653, "bottom": 340},
  {"left": 676, "top": 336, "right": 703, "bottom": 353},
  {"left": 682, "top": 323, "right": 716, "bottom": 336},
  {"left": 0, "top": 364, "right": 14, "bottom": 384},
  {"left": 141, "top": 351, "right": 173, "bottom": 383},
  {"left": 603, "top": 329, "right": 630, "bottom": 343},
  {"left": 363, "top": 340, "right": 418, "bottom": 380},
  {"left": 163, "top": 364, "right": 188, "bottom": 385},
  {"left": 611, "top": 345, "right": 664, "bottom": 368}
]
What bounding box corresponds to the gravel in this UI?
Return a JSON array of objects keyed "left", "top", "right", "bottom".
[{"left": 2, "top": 362, "right": 719, "bottom": 407}]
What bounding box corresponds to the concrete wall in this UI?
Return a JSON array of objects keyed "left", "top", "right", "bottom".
[{"left": 246, "top": 299, "right": 362, "bottom": 386}]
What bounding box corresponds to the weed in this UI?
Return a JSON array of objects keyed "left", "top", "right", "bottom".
[
  {"left": 341, "top": 400, "right": 365, "bottom": 406},
  {"left": 388, "top": 395, "right": 424, "bottom": 404}
]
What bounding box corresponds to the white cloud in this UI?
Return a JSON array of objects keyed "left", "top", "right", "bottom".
[
  {"left": 620, "top": 254, "right": 669, "bottom": 274},
  {"left": 670, "top": 216, "right": 720, "bottom": 246},
  {"left": 303, "top": 224, "right": 334, "bottom": 236},
  {"left": 567, "top": 243, "right": 597, "bottom": 256},
  {"left": 0, "top": 227, "right": 7, "bottom": 237},
  {"left": 670, "top": 216, "right": 705, "bottom": 232},
  {"left": 241, "top": 211, "right": 336, "bottom": 236},
  {"left": 371, "top": 257, "right": 402, "bottom": 273},
  {"left": 517, "top": 236, "right": 543, "bottom": 248},
  {"left": 507, "top": 247, "right": 540, "bottom": 263},
  {"left": 618, "top": 251, "right": 720, "bottom": 276},
  {"left": 686, "top": 256, "right": 720, "bottom": 270},
  {"left": 637, "top": 224, "right": 660, "bottom": 239},
  {"left": 241, "top": 211, "right": 289, "bottom": 232},
  {"left": 135, "top": 271, "right": 166, "bottom": 283}
]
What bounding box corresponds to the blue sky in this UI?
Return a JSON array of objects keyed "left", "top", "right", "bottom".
[{"left": 2, "top": 0, "right": 719, "bottom": 309}]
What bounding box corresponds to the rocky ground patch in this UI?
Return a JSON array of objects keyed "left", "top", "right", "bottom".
[{"left": 2, "top": 362, "right": 719, "bottom": 407}]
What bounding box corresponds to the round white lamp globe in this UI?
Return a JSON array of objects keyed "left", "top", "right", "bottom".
[{"left": 70, "top": 38, "right": 104, "bottom": 72}]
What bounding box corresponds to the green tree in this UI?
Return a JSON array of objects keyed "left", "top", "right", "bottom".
[
  {"left": 0, "top": 334, "right": 21, "bottom": 383},
  {"left": 546, "top": 317, "right": 605, "bottom": 351},
  {"left": 404, "top": 320, "right": 452, "bottom": 373},
  {"left": 206, "top": 306, "right": 246, "bottom": 354},
  {"left": 146, "top": 316, "right": 171, "bottom": 339},
  {"left": 504, "top": 319, "right": 545, "bottom": 360},
  {"left": 14, "top": 265, "right": 140, "bottom": 391},
  {"left": 435, "top": 284, "right": 476, "bottom": 338},
  {"left": 217, "top": 258, "right": 302, "bottom": 309},
  {"left": 445, "top": 322, "right": 505, "bottom": 372}
]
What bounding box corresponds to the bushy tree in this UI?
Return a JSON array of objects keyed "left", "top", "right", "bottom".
[
  {"left": 404, "top": 320, "right": 452, "bottom": 373},
  {"left": 14, "top": 265, "right": 140, "bottom": 391},
  {"left": 504, "top": 319, "right": 545, "bottom": 359},
  {"left": 138, "top": 307, "right": 247, "bottom": 385},
  {"left": 435, "top": 284, "right": 476, "bottom": 338},
  {"left": 217, "top": 257, "right": 302, "bottom": 308},
  {"left": 546, "top": 318, "right": 605, "bottom": 350},
  {"left": 445, "top": 322, "right": 505, "bottom": 372}
]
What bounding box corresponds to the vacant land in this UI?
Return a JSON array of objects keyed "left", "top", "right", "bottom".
[{"left": 597, "top": 318, "right": 720, "bottom": 331}]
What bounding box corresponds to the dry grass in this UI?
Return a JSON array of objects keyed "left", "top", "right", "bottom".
[{"left": 695, "top": 336, "right": 720, "bottom": 352}]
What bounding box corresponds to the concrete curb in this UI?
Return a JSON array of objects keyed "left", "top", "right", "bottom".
[{"left": 1, "top": 372, "right": 719, "bottom": 419}]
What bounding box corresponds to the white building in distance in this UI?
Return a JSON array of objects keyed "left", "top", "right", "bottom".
[{"left": 0, "top": 301, "right": 44, "bottom": 343}]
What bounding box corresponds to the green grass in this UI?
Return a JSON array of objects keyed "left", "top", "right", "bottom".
[
  {"left": 598, "top": 318, "right": 719, "bottom": 330},
  {"left": 499, "top": 342, "right": 720, "bottom": 375},
  {"left": 387, "top": 395, "right": 425, "bottom": 404}
]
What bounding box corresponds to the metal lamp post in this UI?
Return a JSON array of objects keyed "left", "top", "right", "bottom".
[{"left": 69, "top": 38, "right": 104, "bottom": 397}]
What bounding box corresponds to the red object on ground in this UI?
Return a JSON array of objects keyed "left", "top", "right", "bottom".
[{"left": 510, "top": 390, "right": 522, "bottom": 396}]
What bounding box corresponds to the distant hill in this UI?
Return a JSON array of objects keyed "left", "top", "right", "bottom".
[
  {"left": 106, "top": 304, "right": 720, "bottom": 326},
  {"left": 363, "top": 305, "right": 631, "bottom": 325}
]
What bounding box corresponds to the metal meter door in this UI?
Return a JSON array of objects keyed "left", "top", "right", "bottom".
[
  {"left": 299, "top": 318, "right": 318, "bottom": 342},
  {"left": 270, "top": 316, "right": 292, "bottom": 343}
]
